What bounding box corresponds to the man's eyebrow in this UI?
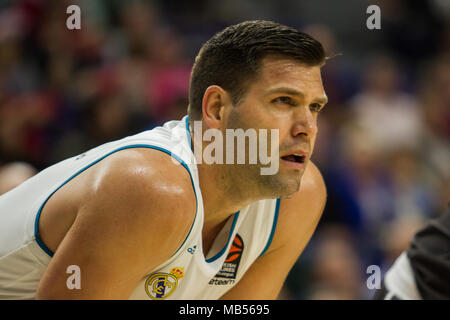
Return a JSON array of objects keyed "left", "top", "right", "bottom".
[{"left": 266, "top": 87, "right": 328, "bottom": 104}]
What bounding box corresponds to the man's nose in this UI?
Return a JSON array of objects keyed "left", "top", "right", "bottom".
[{"left": 291, "top": 105, "right": 317, "bottom": 138}]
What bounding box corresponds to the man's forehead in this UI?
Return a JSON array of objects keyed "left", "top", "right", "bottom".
[
  {"left": 254, "top": 56, "right": 325, "bottom": 95},
  {"left": 259, "top": 56, "right": 322, "bottom": 81}
]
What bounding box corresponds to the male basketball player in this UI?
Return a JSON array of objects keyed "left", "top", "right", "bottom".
[{"left": 0, "top": 20, "right": 328, "bottom": 299}]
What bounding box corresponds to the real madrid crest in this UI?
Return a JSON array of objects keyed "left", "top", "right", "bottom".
[{"left": 145, "top": 267, "right": 184, "bottom": 300}]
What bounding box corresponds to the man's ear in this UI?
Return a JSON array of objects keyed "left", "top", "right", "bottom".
[{"left": 202, "top": 85, "right": 231, "bottom": 129}]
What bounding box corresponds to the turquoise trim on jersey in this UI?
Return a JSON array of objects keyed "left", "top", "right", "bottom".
[
  {"left": 205, "top": 211, "right": 240, "bottom": 263},
  {"left": 185, "top": 116, "right": 192, "bottom": 150},
  {"left": 259, "top": 198, "right": 281, "bottom": 257},
  {"left": 35, "top": 232, "right": 53, "bottom": 257},
  {"left": 34, "top": 144, "right": 198, "bottom": 258}
]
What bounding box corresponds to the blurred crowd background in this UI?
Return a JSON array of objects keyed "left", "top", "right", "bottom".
[{"left": 0, "top": 0, "right": 449, "bottom": 299}]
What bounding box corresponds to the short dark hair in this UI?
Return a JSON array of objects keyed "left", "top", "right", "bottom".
[{"left": 188, "top": 20, "right": 326, "bottom": 121}]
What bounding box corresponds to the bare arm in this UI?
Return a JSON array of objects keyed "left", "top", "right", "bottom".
[
  {"left": 36, "top": 149, "right": 196, "bottom": 299},
  {"left": 220, "top": 162, "right": 326, "bottom": 299}
]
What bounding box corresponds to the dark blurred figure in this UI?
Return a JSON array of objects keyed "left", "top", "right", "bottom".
[{"left": 374, "top": 209, "right": 450, "bottom": 299}]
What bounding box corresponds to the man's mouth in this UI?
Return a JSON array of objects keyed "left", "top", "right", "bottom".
[
  {"left": 280, "top": 150, "right": 309, "bottom": 170},
  {"left": 280, "top": 154, "right": 306, "bottom": 164}
]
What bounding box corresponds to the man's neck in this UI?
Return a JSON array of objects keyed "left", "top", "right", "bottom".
[
  {"left": 197, "top": 162, "right": 255, "bottom": 229},
  {"left": 188, "top": 122, "right": 261, "bottom": 230}
]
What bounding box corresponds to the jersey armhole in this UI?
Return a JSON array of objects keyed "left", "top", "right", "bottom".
[{"left": 34, "top": 144, "right": 198, "bottom": 259}]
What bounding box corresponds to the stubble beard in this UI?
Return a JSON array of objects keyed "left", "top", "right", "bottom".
[
  {"left": 219, "top": 156, "right": 303, "bottom": 203},
  {"left": 222, "top": 110, "right": 303, "bottom": 201}
]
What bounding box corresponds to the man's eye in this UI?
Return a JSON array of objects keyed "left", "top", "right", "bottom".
[
  {"left": 310, "top": 103, "right": 323, "bottom": 112},
  {"left": 272, "top": 96, "right": 296, "bottom": 106}
]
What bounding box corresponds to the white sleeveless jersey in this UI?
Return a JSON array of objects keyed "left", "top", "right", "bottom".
[{"left": 0, "top": 116, "right": 280, "bottom": 300}]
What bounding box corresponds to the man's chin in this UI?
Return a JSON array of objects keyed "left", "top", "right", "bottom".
[
  {"left": 266, "top": 173, "right": 302, "bottom": 199},
  {"left": 280, "top": 181, "right": 301, "bottom": 199}
]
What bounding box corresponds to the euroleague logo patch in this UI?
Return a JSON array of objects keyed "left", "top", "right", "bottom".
[
  {"left": 145, "top": 267, "right": 184, "bottom": 300},
  {"left": 225, "top": 233, "right": 244, "bottom": 264},
  {"left": 209, "top": 234, "right": 244, "bottom": 285}
]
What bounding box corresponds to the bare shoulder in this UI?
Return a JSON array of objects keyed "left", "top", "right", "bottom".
[
  {"left": 268, "top": 161, "right": 326, "bottom": 252},
  {"left": 83, "top": 147, "right": 197, "bottom": 236},
  {"left": 39, "top": 147, "right": 196, "bottom": 256},
  {"left": 88, "top": 148, "right": 196, "bottom": 205}
]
